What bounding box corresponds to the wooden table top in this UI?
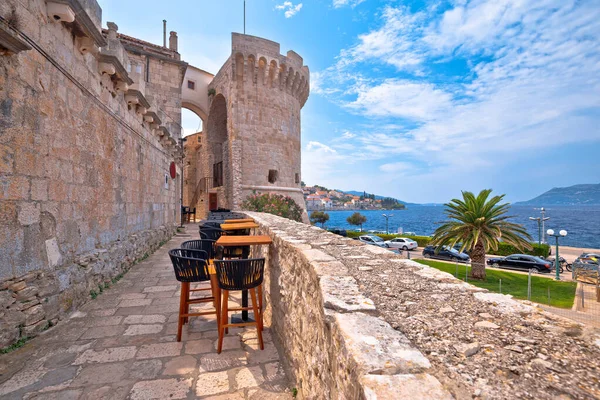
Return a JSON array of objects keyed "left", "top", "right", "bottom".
[
  {"left": 223, "top": 218, "right": 255, "bottom": 223},
  {"left": 220, "top": 222, "right": 260, "bottom": 230},
  {"left": 215, "top": 235, "right": 273, "bottom": 247}
]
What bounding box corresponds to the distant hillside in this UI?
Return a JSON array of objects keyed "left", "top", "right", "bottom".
[
  {"left": 515, "top": 184, "right": 600, "bottom": 206},
  {"left": 344, "top": 191, "right": 407, "bottom": 204}
]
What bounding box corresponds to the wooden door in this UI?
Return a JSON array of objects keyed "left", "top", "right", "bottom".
[{"left": 209, "top": 193, "right": 218, "bottom": 211}]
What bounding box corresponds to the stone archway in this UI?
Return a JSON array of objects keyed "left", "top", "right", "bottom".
[{"left": 203, "top": 94, "right": 229, "bottom": 212}]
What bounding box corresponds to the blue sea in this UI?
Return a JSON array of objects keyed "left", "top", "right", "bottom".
[{"left": 319, "top": 206, "right": 600, "bottom": 249}]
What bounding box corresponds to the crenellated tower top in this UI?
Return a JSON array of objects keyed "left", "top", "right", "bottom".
[{"left": 226, "top": 33, "right": 310, "bottom": 106}]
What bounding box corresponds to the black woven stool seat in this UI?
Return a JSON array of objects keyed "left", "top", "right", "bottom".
[
  {"left": 168, "top": 248, "right": 210, "bottom": 283},
  {"left": 214, "top": 258, "right": 265, "bottom": 291},
  {"left": 181, "top": 239, "right": 217, "bottom": 259}
]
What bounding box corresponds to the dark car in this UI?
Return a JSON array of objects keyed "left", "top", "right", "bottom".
[
  {"left": 487, "top": 254, "right": 552, "bottom": 273},
  {"left": 422, "top": 245, "right": 470, "bottom": 263},
  {"left": 453, "top": 243, "right": 470, "bottom": 255},
  {"left": 328, "top": 228, "right": 348, "bottom": 237}
]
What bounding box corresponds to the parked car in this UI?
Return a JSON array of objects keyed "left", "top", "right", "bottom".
[
  {"left": 328, "top": 228, "right": 347, "bottom": 237},
  {"left": 422, "top": 246, "right": 470, "bottom": 263},
  {"left": 487, "top": 254, "right": 552, "bottom": 273},
  {"left": 453, "top": 243, "right": 470, "bottom": 255},
  {"left": 385, "top": 237, "right": 418, "bottom": 251},
  {"left": 358, "top": 235, "right": 389, "bottom": 248}
]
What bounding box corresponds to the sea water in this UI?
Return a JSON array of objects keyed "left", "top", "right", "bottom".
[{"left": 321, "top": 205, "right": 600, "bottom": 249}]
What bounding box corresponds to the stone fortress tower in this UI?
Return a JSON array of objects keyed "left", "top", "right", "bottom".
[{"left": 183, "top": 34, "right": 310, "bottom": 219}]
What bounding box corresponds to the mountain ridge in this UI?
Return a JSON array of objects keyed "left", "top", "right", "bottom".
[{"left": 515, "top": 183, "right": 600, "bottom": 206}]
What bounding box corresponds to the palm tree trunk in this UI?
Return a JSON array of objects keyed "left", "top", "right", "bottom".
[{"left": 470, "top": 240, "right": 486, "bottom": 280}]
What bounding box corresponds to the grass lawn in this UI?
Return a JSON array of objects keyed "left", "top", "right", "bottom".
[{"left": 415, "top": 259, "right": 577, "bottom": 309}]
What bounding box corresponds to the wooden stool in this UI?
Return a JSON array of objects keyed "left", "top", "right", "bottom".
[
  {"left": 168, "top": 249, "right": 220, "bottom": 342},
  {"left": 214, "top": 258, "right": 265, "bottom": 353}
]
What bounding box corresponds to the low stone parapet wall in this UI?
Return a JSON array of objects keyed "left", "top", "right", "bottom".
[
  {"left": 246, "top": 212, "right": 452, "bottom": 399},
  {"left": 245, "top": 212, "right": 600, "bottom": 399},
  {"left": 0, "top": 226, "right": 174, "bottom": 348}
]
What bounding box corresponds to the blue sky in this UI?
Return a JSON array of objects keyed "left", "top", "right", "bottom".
[{"left": 99, "top": 0, "right": 600, "bottom": 204}]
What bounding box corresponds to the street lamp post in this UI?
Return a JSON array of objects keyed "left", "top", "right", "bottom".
[
  {"left": 382, "top": 213, "right": 393, "bottom": 234},
  {"left": 546, "top": 229, "right": 567, "bottom": 281},
  {"left": 529, "top": 207, "right": 550, "bottom": 245}
]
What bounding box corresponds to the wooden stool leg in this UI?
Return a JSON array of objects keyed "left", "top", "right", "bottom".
[
  {"left": 249, "top": 288, "right": 264, "bottom": 350},
  {"left": 257, "top": 285, "right": 264, "bottom": 332},
  {"left": 177, "top": 282, "right": 187, "bottom": 342},
  {"left": 218, "top": 290, "right": 229, "bottom": 354},
  {"left": 183, "top": 282, "right": 190, "bottom": 324},
  {"left": 210, "top": 274, "right": 220, "bottom": 327}
]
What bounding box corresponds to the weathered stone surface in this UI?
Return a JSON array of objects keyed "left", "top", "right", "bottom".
[
  {"left": 124, "top": 324, "right": 163, "bottom": 336},
  {"left": 162, "top": 355, "right": 198, "bottom": 375},
  {"left": 454, "top": 342, "right": 481, "bottom": 357},
  {"left": 474, "top": 321, "right": 500, "bottom": 329},
  {"left": 334, "top": 312, "right": 431, "bottom": 375},
  {"left": 129, "top": 378, "right": 192, "bottom": 400},
  {"left": 195, "top": 371, "right": 229, "bottom": 397},
  {"left": 73, "top": 346, "right": 137, "bottom": 364},
  {"left": 362, "top": 374, "right": 452, "bottom": 400},
  {"left": 320, "top": 276, "right": 376, "bottom": 312},
  {"left": 137, "top": 342, "right": 183, "bottom": 359}
]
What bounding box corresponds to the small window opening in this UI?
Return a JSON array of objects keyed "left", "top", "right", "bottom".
[
  {"left": 188, "top": 80, "right": 195, "bottom": 90},
  {"left": 268, "top": 170, "right": 279, "bottom": 184},
  {"left": 295, "top": 173, "right": 300, "bottom": 184}
]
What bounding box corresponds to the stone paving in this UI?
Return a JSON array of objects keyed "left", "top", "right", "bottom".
[{"left": 0, "top": 228, "right": 292, "bottom": 399}]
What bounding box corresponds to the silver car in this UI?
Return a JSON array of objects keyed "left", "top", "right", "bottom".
[
  {"left": 358, "top": 235, "right": 389, "bottom": 248},
  {"left": 384, "top": 237, "right": 418, "bottom": 251}
]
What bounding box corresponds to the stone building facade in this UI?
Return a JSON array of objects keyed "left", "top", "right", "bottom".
[
  {"left": 0, "top": 0, "right": 183, "bottom": 346},
  {"left": 0, "top": 0, "right": 309, "bottom": 348},
  {"left": 183, "top": 34, "right": 310, "bottom": 219}
]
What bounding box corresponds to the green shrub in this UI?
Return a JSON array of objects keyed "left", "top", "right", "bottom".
[
  {"left": 241, "top": 192, "right": 303, "bottom": 222},
  {"left": 495, "top": 242, "right": 550, "bottom": 257}
]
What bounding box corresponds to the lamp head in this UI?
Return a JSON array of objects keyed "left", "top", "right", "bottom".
[
  {"left": 529, "top": 217, "right": 537, "bottom": 221},
  {"left": 546, "top": 229, "right": 555, "bottom": 236},
  {"left": 559, "top": 230, "right": 567, "bottom": 237}
]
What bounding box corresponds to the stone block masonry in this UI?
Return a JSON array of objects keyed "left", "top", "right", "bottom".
[
  {"left": 0, "top": 0, "right": 180, "bottom": 347},
  {"left": 0, "top": 226, "right": 173, "bottom": 348},
  {"left": 246, "top": 212, "right": 600, "bottom": 399}
]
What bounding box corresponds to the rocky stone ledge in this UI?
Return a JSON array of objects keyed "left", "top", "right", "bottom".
[
  {"left": 0, "top": 225, "right": 175, "bottom": 349},
  {"left": 245, "top": 212, "right": 600, "bottom": 400}
]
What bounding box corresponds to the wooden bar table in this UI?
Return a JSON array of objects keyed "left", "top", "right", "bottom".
[
  {"left": 223, "top": 218, "right": 255, "bottom": 224},
  {"left": 220, "top": 222, "right": 260, "bottom": 231},
  {"left": 215, "top": 235, "right": 272, "bottom": 321}
]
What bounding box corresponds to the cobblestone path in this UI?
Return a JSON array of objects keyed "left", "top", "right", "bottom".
[{"left": 0, "top": 228, "right": 291, "bottom": 399}]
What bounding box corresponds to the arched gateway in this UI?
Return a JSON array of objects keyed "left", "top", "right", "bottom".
[{"left": 183, "top": 33, "right": 310, "bottom": 220}]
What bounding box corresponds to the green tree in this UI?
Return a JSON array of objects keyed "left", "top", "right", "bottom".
[
  {"left": 347, "top": 212, "right": 367, "bottom": 232},
  {"left": 430, "top": 189, "right": 532, "bottom": 280},
  {"left": 310, "top": 211, "right": 330, "bottom": 227},
  {"left": 241, "top": 193, "right": 303, "bottom": 222}
]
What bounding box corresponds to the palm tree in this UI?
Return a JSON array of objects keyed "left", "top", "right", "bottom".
[{"left": 431, "top": 189, "right": 532, "bottom": 280}]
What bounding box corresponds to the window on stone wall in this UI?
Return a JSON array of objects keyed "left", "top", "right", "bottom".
[
  {"left": 268, "top": 170, "right": 279, "bottom": 184},
  {"left": 295, "top": 173, "right": 300, "bottom": 184},
  {"left": 187, "top": 80, "right": 195, "bottom": 90},
  {"left": 213, "top": 162, "right": 223, "bottom": 187}
]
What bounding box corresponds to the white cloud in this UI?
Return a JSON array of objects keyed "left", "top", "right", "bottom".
[
  {"left": 379, "top": 162, "right": 413, "bottom": 173},
  {"left": 346, "top": 79, "right": 453, "bottom": 120},
  {"left": 306, "top": 141, "right": 337, "bottom": 153},
  {"left": 276, "top": 1, "right": 303, "bottom": 18},
  {"left": 311, "top": 0, "right": 600, "bottom": 183},
  {"left": 333, "top": 0, "right": 366, "bottom": 9}
]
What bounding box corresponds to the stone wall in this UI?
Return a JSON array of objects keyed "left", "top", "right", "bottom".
[
  {"left": 0, "top": 0, "right": 179, "bottom": 346},
  {"left": 0, "top": 225, "right": 173, "bottom": 347},
  {"left": 246, "top": 212, "right": 451, "bottom": 399},
  {"left": 246, "top": 212, "right": 600, "bottom": 399}
]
